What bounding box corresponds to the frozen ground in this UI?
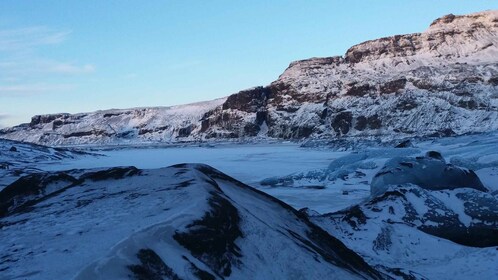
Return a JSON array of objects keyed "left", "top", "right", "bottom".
[
  {"left": 14, "top": 131, "right": 498, "bottom": 215},
  {"left": 1, "top": 132, "right": 497, "bottom": 280},
  {"left": 34, "top": 143, "right": 352, "bottom": 213}
]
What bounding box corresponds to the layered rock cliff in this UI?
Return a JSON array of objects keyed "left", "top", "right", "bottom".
[{"left": 2, "top": 10, "right": 498, "bottom": 145}]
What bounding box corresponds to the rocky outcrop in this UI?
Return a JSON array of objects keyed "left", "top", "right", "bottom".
[{"left": 1, "top": 10, "right": 498, "bottom": 146}]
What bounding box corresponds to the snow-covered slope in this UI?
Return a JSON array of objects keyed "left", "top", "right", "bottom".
[
  {"left": 0, "top": 139, "right": 94, "bottom": 190},
  {"left": 0, "top": 98, "right": 226, "bottom": 146},
  {"left": 2, "top": 10, "right": 498, "bottom": 146},
  {"left": 309, "top": 152, "right": 498, "bottom": 280},
  {"left": 312, "top": 188, "right": 498, "bottom": 280},
  {"left": 0, "top": 164, "right": 388, "bottom": 280}
]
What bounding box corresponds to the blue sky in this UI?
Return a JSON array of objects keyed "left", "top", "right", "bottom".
[{"left": 1, "top": 1, "right": 497, "bottom": 127}]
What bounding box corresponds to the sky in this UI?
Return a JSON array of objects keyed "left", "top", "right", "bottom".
[{"left": 1, "top": 1, "right": 497, "bottom": 127}]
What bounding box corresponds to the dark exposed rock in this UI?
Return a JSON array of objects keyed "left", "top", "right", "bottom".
[
  {"left": 275, "top": 105, "right": 300, "bottom": 112},
  {"left": 182, "top": 256, "right": 216, "bottom": 280},
  {"left": 255, "top": 111, "right": 268, "bottom": 125},
  {"left": 396, "top": 99, "right": 418, "bottom": 111},
  {"left": 173, "top": 193, "right": 243, "bottom": 277},
  {"left": 200, "top": 119, "right": 210, "bottom": 133},
  {"left": 428, "top": 128, "right": 456, "bottom": 137},
  {"left": 116, "top": 131, "right": 135, "bottom": 139},
  {"left": 345, "top": 83, "right": 370, "bottom": 97},
  {"left": 52, "top": 120, "right": 64, "bottom": 130},
  {"left": 138, "top": 126, "right": 169, "bottom": 136},
  {"left": 128, "top": 249, "right": 182, "bottom": 280},
  {"left": 0, "top": 162, "right": 9, "bottom": 169},
  {"left": 192, "top": 164, "right": 385, "bottom": 279},
  {"left": 178, "top": 125, "right": 194, "bottom": 138},
  {"left": 103, "top": 112, "right": 129, "bottom": 118},
  {"left": 63, "top": 130, "right": 111, "bottom": 138},
  {"left": 205, "top": 131, "right": 239, "bottom": 139},
  {"left": 222, "top": 86, "right": 271, "bottom": 113},
  {"left": 320, "top": 108, "right": 329, "bottom": 119},
  {"left": 345, "top": 34, "right": 421, "bottom": 64},
  {"left": 488, "top": 76, "right": 498, "bottom": 85},
  {"left": 9, "top": 146, "right": 17, "bottom": 152},
  {"left": 395, "top": 187, "right": 496, "bottom": 247},
  {"left": 0, "top": 173, "right": 78, "bottom": 217},
  {"left": 332, "top": 112, "right": 353, "bottom": 135},
  {"left": 354, "top": 116, "right": 367, "bottom": 131},
  {"left": 354, "top": 115, "right": 382, "bottom": 130},
  {"left": 334, "top": 205, "right": 367, "bottom": 230},
  {"left": 430, "top": 13, "right": 456, "bottom": 26},
  {"left": 411, "top": 79, "right": 438, "bottom": 91},
  {"left": 426, "top": 151, "right": 443, "bottom": 161},
  {"left": 457, "top": 99, "right": 478, "bottom": 109},
  {"left": 138, "top": 128, "right": 154, "bottom": 135},
  {"left": 367, "top": 115, "right": 382, "bottom": 129},
  {"left": 461, "top": 76, "right": 483, "bottom": 84},
  {"left": 287, "top": 56, "right": 343, "bottom": 68},
  {"left": 30, "top": 113, "right": 69, "bottom": 127},
  {"left": 372, "top": 226, "right": 392, "bottom": 251},
  {"left": 292, "top": 126, "right": 314, "bottom": 138},
  {"left": 395, "top": 140, "right": 413, "bottom": 148},
  {"left": 80, "top": 167, "right": 140, "bottom": 181},
  {"left": 243, "top": 123, "right": 260, "bottom": 136},
  {"left": 326, "top": 182, "right": 498, "bottom": 248},
  {"left": 381, "top": 267, "right": 425, "bottom": 280},
  {"left": 380, "top": 78, "right": 407, "bottom": 94}
]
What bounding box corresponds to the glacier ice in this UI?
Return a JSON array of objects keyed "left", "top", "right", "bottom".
[{"left": 370, "top": 151, "right": 487, "bottom": 197}]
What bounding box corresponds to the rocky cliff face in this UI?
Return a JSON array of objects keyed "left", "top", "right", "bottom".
[{"left": 2, "top": 10, "right": 498, "bottom": 145}]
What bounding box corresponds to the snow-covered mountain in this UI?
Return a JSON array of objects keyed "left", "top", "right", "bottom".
[
  {"left": 0, "top": 164, "right": 391, "bottom": 280},
  {"left": 0, "top": 98, "right": 227, "bottom": 146},
  {"left": 2, "top": 10, "right": 498, "bottom": 146}
]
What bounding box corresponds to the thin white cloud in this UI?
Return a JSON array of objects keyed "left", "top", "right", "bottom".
[
  {"left": 0, "top": 84, "right": 74, "bottom": 95},
  {"left": 0, "top": 25, "right": 94, "bottom": 96},
  {"left": 47, "top": 62, "right": 95, "bottom": 74},
  {"left": 0, "top": 59, "right": 95, "bottom": 75},
  {"left": 0, "top": 26, "right": 71, "bottom": 52}
]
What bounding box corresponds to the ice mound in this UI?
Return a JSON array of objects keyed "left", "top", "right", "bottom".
[
  {"left": 371, "top": 151, "right": 487, "bottom": 197},
  {"left": 261, "top": 148, "right": 419, "bottom": 188}
]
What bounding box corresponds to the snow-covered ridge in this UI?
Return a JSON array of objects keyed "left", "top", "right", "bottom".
[
  {"left": 0, "top": 164, "right": 387, "bottom": 280},
  {"left": 307, "top": 150, "right": 498, "bottom": 280},
  {"left": 2, "top": 10, "right": 498, "bottom": 146},
  {"left": 343, "top": 10, "right": 498, "bottom": 65},
  {"left": 0, "top": 98, "right": 226, "bottom": 145},
  {"left": 0, "top": 138, "right": 95, "bottom": 189}
]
